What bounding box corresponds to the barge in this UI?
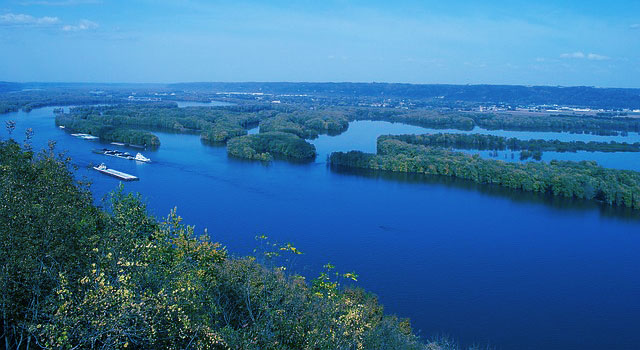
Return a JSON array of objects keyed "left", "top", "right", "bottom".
[{"left": 92, "top": 163, "right": 139, "bottom": 181}]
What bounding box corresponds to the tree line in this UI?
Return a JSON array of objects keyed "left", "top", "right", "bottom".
[
  {"left": 351, "top": 108, "right": 640, "bottom": 135},
  {"left": 55, "top": 112, "right": 160, "bottom": 148},
  {"left": 384, "top": 133, "right": 640, "bottom": 154},
  {"left": 259, "top": 109, "right": 350, "bottom": 139},
  {"left": 59, "top": 104, "right": 267, "bottom": 144}
]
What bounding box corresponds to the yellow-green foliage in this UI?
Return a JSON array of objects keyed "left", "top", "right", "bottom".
[{"left": 0, "top": 139, "right": 431, "bottom": 350}]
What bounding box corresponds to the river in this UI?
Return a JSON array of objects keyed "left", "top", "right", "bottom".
[{"left": 2, "top": 106, "right": 640, "bottom": 350}]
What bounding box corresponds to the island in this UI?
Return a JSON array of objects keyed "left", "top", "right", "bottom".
[
  {"left": 385, "top": 133, "right": 640, "bottom": 159},
  {"left": 329, "top": 135, "right": 640, "bottom": 209},
  {"left": 227, "top": 132, "right": 316, "bottom": 161}
]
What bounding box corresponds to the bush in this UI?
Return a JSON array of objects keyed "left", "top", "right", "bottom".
[{"left": 0, "top": 139, "right": 429, "bottom": 349}]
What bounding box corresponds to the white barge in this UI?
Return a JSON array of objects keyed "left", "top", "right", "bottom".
[
  {"left": 93, "top": 163, "right": 139, "bottom": 181},
  {"left": 70, "top": 133, "right": 99, "bottom": 140}
]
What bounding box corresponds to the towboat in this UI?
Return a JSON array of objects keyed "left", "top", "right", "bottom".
[{"left": 134, "top": 153, "right": 151, "bottom": 162}]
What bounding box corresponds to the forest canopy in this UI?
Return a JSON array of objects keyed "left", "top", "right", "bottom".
[
  {"left": 227, "top": 132, "right": 317, "bottom": 161},
  {"left": 352, "top": 108, "right": 640, "bottom": 135},
  {"left": 384, "top": 133, "right": 640, "bottom": 154}
]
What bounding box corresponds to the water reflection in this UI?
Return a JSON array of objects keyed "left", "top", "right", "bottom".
[{"left": 330, "top": 164, "right": 640, "bottom": 221}]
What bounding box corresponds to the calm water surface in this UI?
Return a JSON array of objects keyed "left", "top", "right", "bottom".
[{"left": 2, "top": 108, "right": 640, "bottom": 350}]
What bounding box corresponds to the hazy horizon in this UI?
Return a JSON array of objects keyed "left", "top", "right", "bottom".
[{"left": 6, "top": 80, "right": 640, "bottom": 90}]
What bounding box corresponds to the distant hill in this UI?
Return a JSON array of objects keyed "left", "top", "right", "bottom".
[
  {"left": 169, "top": 82, "right": 640, "bottom": 109},
  {"left": 3, "top": 81, "right": 640, "bottom": 109},
  {"left": 0, "top": 82, "right": 23, "bottom": 93}
]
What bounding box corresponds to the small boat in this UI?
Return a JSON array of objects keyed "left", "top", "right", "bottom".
[
  {"left": 93, "top": 163, "right": 138, "bottom": 181},
  {"left": 111, "top": 142, "right": 126, "bottom": 146},
  {"left": 58, "top": 125, "right": 65, "bottom": 129}
]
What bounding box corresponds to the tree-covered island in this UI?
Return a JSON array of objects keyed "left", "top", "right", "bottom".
[
  {"left": 227, "top": 132, "right": 316, "bottom": 161},
  {"left": 387, "top": 133, "right": 640, "bottom": 158},
  {"left": 330, "top": 135, "right": 640, "bottom": 209},
  {"left": 53, "top": 104, "right": 348, "bottom": 161}
]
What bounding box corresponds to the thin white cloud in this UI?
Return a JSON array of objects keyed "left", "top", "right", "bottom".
[
  {"left": 61, "top": 19, "right": 98, "bottom": 31},
  {"left": 560, "top": 52, "right": 585, "bottom": 59},
  {"left": 463, "top": 61, "right": 487, "bottom": 68},
  {"left": 587, "top": 53, "right": 610, "bottom": 61},
  {"left": 0, "top": 12, "right": 59, "bottom": 25},
  {"left": 560, "top": 52, "right": 609, "bottom": 61}
]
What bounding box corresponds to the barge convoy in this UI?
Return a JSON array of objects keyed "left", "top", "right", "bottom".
[
  {"left": 71, "top": 133, "right": 99, "bottom": 140},
  {"left": 93, "top": 148, "right": 151, "bottom": 162},
  {"left": 92, "top": 163, "right": 139, "bottom": 181}
]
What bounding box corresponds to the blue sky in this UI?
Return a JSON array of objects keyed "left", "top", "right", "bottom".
[{"left": 0, "top": 0, "right": 639, "bottom": 87}]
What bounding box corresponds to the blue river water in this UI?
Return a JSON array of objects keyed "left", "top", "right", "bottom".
[{"left": 2, "top": 107, "right": 640, "bottom": 350}]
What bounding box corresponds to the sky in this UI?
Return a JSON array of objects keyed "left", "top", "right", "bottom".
[{"left": 0, "top": 0, "right": 639, "bottom": 87}]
